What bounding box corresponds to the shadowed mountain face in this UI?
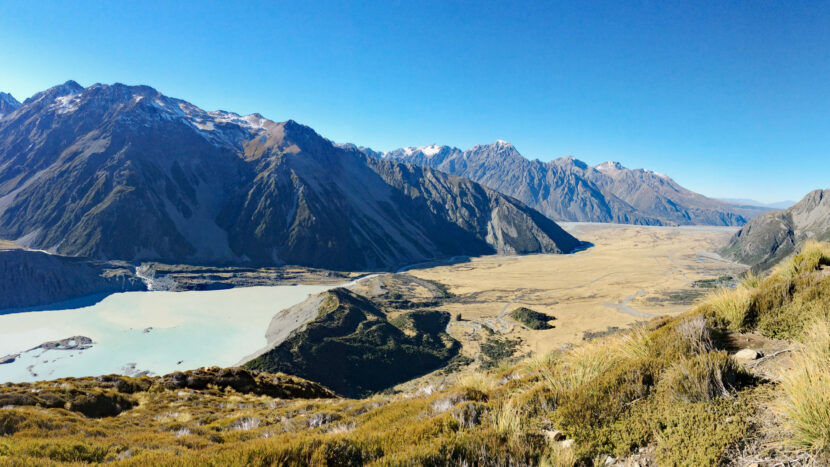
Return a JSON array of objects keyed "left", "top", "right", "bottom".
[
  {"left": 0, "top": 82, "right": 580, "bottom": 271},
  {"left": 0, "top": 92, "right": 20, "bottom": 119},
  {"left": 0, "top": 249, "right": 144, "bottom": 311},
  {"left": 722, "top": 189, "right": 830, "bottom": 270},
  {"left": 367, "top": 142, "right": 769, "bottom": 226}
]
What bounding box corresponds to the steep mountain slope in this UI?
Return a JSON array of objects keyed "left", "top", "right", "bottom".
[
  {"left": 0, "top": 249, "right": 144, "bottom": 310},
  {"left": 0, "top": 92, "right": 20, "bottom": 119},
  {"left": 371, "top": 142, "right": 768, "bottom": 226},
  {"left": 0, "top": 82, "right": 579, "bottom": 270},
  {"left": 722, "top": 189, "right": 830, "bottom": 270}
]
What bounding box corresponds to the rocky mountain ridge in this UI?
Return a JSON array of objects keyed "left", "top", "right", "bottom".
[
  {"left": 0, "top": 82, "right": 579, "bottom": 271},
  {"left": 0, "top": 92, "right": 20, "bottom": 119},
  {"left": 367, "top": 142, "right": 769, "bottom": 226},
  {"left": 722, "top": 188, "right": 830, "bottom": 270}
]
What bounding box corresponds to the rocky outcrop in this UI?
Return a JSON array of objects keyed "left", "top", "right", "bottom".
[
  {"left": 722, "top": 189, "right": 830, "bottom": 270},
  {"left": 245, "top": 287, "right": 460, "bottom": 397},
  {"left": 0, "top": 82, "right": 580, "bottom": 271},
  {"left": 370, "top": 142, "right": 768, "bottom": 226},
  {"left": 0, "top": 92, "right": 19, "bottom": 119},
  {"left": 155, "top": 367, "right": 335, "bottom": 399},
  {"left": 0, "top": 249, "right": 144, "bottom": 310}
]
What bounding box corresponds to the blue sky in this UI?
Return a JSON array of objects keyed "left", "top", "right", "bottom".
[{"left": 0, "top": 1, "right": 827, "bottom": 203}]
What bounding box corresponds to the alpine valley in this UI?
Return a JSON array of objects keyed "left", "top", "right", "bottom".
[{"left": 1, "top": 82, "right": 827, "bottom": 467}]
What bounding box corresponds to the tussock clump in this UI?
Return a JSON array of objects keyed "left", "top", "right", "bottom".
[
  {"left": 493, "top": 393, "right": 526, "bottom": 436},
  {"left": 740, "top": 271, "right": 761, "bottom": 289},
  {"left": 657, "top": 351, "right": 746, "bottom": 403},
  {"left": 456, "top": 373, "right": 498, "bottom": 393},
  {"left": 727, "top": 241, "right": 830, "bottom": 340},
  {"left": 675, "top": 315, "right": 714, "bottom": 353},
  {"left": 231, "top": 417, "right": 261, "bottom": 431},
  {"left": 703, "top": 287, "right": 754, "bottom": 331},
  {"left": 780, "top": 320, "right": 830, "bottom": 453},
  {"left": 452, "top": 401, "right": 487, "bottom": 429},
  {"left": 542, "top": 338, "right": 624, "bottom": 393},
  {"left": 775, "top": 241, "right": 830, "bottom": 280},
  {"left": 541, "top": 443, "right": 577, "bottom": 467}
]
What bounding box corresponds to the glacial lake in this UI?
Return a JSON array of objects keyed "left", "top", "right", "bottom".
[{"left": 0, "top": 284, "right": 334, "bottom": 383}]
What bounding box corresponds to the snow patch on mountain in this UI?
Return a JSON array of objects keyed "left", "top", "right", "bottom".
[
  {"left": 52, "top": 94, "right": 82, "bottom": 114},
  {"left": 420, "top": 144, "right": 443, "bottom": 157},
  {"left": 594, "top": 161, "right": 625, "bottom": 172}
]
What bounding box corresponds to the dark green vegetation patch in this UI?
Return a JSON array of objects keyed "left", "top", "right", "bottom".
[
  {"left": 509, "top": 306, "right": 555, "bottom": 330},
  {"left": 245, "top": 288, "right": 460, "bottom": 397},
  {"left": 480, "top": 334, "right": 522, "bottom": 369},
  {"left": 692, "top": 275, "right": 735, "bottom": 289}
]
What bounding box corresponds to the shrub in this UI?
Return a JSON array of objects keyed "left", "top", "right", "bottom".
[
  {"left": 509, "top": 307, "right": 555, "bottom": 330},
  {"left": 653, "top": 394, "right": 753, "bottom": 466},
  {"left": 19, "top": 440, "right": 110, "bottom": 463}
]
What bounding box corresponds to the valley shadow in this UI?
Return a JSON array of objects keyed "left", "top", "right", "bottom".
[
  {"left": 570, "top": 241, "right": 595, "bottom": 253},
  {"left": 394, "top": 255, "right": 471, "bottom": 273}
]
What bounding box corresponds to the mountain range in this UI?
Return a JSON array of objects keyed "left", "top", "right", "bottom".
[
  {"left": 722, "top": 189, "right": 830, "bottom": 270},
  {"left": 358, "top": 142, "right": 769, "bottom": 226},
  {"left": 0, "top": 82, "right": 579, "bottom": 270},
  {"left": 719, "top": 198, "right": 796, "bottom": 210}
]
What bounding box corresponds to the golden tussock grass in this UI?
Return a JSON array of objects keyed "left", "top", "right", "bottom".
[{"left": 780, "top": 320, "right": 830, "bottom": 454}]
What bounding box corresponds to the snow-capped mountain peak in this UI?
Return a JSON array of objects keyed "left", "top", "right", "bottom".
[
  {"left": 419, "top": 144, "right": 443, "bottom": 157},
  {"left": 594, "top": 161, "right": 625, "bottom": 172}
]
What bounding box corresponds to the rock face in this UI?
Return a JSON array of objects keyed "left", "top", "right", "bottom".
[
  {"left": 369, "top": 142, "right": 768, "bottom": 226},
  {"left": 0, "top": 82, "right": 580, "bottom": 271},
  {"left": 0, "top": 249, "right": 144, "bottom": 310},
  {"left": 722, "top": 189, "right": 830, "bottom": 270},
  {"left": 0, "top": 92, "right": 20, "bottom": 119},
  {"left": 245, "top": 287, "right": 460, "bottom": 397}
]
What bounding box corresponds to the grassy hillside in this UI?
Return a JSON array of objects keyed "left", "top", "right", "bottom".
[{"left": 2, "top": 244, "right": 830, "bottom": 465}]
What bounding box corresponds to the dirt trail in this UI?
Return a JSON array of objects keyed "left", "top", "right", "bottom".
[{"left": 603, "top": 289, "right": 652, "bottom": 318}]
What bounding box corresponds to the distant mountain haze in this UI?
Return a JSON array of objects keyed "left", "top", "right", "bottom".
[
  {"left": 0, "top": 82, "right": 580, "bottom": 270},
  {"left": 718, "top": 198, "right": 796, "bottom": 210},
  {"left": 362, "top": 142, "right": 770, "bottom": 226}
]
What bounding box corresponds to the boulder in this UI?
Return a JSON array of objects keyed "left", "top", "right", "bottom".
[
  {"left": 543, "top": 429, "right": 566, "bottom": 442},
  {"left": 734, "top": 349, "right": 762, "bottom": 361}
]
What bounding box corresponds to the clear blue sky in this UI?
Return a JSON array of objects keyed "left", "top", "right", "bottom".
[{"left": 1, "top": 1, "right": 827, "bottom": 203}]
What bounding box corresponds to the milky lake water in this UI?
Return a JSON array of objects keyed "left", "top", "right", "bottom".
[{"left": 0, "top": 285, "right": 334, "bottom": 383}]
